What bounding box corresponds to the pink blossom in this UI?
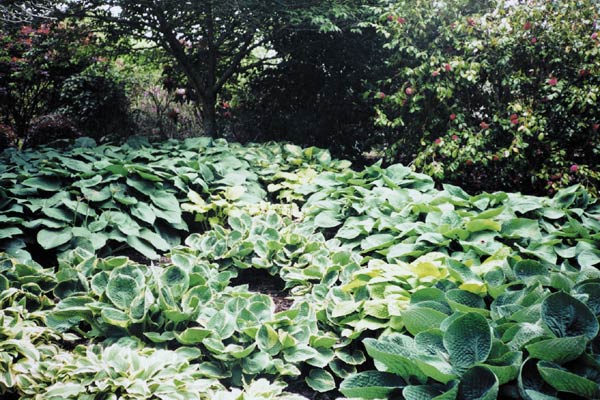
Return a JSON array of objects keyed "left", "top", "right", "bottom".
[
  {"left": 445, "top": 63, "right": 452, "bottom": 72},
  {"left": 397, "top": 17, "right": 406, "bottom": 24},
  {"left": 480, "top": 121, "right": 490, "bottom": 130},
  {"left": 435, "top": 138, "right": 442, "bottom": 145},
  {"left": 378, "top": 92, "right": 386, "bottom": 99},
  {"left": 523, "top": 21, "right": 532, "bottom": 30},
  {"left": 531, "top": 37, "right": 537, "bottom": 44},
  {"left": 452, "top": 134, "right": 459, "bottom": 141},
  {"left": 405, "top": 87, "right": 413, "bottom": 95},
  {"left": 432, "top": 70, "right": 440, "bottom": 77},
  {"left": 450, "top": 113, "right": 456, "bottom": 121},
  {"left": 387, "top": 15, "right": 394, "bottom": 21},
  {"left": 570, "top": 164, "right": 579, "bottom": 173},
  {"left": 547, "top": 77, "right": 558, "bottom": 86},
  {"left": 592, "top": 32, "right": 598, "bottom": 40}
]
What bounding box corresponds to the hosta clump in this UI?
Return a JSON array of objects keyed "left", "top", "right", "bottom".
[
  {"left": 44, "top": 248, "right": 337, "bottom": 386},
  {"left": 0, "top": 137, "right": 350, "bottom": 261},
  {"left": 340, "top": 279, "right": 600, "bottom": 399}
]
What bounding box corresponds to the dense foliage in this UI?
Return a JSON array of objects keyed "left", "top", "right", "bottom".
[
  {"left": 1, "top": 139, "right": 600, "bottom": 399},
  {"left": 373, "top": 0, "right": 600, "bottom": 195}
]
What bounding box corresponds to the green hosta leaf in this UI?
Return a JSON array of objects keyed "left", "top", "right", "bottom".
[
  {"left": 526, "top": 336, "right": 587, "bottom": 364},
  {"left": 537, "top": 361, "right": 600, "bottom": 398},
  {"left": 106, "top": 274, "right": 139, "bottom": 310},
  {"left": 37, "top": 228, "right": 73, "bottom": 249},
  {"left": 306, "top": 369, "right": 336, "bottom": 392},
  {"left": 175, "top": 327, "right": 212, "bottom": 345},
  {"left": 502, "top": 218, "right": 542, "bottom": 240},
  {"left": 101, "top": 307, "right": 130, "bottom": 328},
  {"left": 361, "top": 234, "right": 395, "bottom": 251},
  {"left": 314, "top": 210, "right": 342, "bottom": 228},
  {"left": 457, "top": 366, "right": 499, "bottom": 400},
  {"left": 256, "top": 324, "right": 280, "bottom": 352},
  {"left": 363, "top": 334, "right": 427, "bottom": 383},
  {"left": 466, "top": 219, "right": 502, "bottom": 233},
  {"left": 151, "top": 191, "right": 180, "bottom": 211},
  {"left": 541, "top": 292, "right": 599, "bottom": 340},
  {"left": 340, "top": 371, "right": 405, "bottom": 399},
  {"left": 22, "top": 176, "right": 61, "bottom": 191},
  {"left": 402, "top": 306, "right": 448, "bottom": 336},
  {"left": 444, "top": 313, "right": 492, "bottom": 372}
]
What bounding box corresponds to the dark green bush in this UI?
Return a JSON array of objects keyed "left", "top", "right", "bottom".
[
  {"left": 59, "top": 66, "right": 133, "bottom": 140},
  {"left": 25, "top": 113, "right": 80, "bottom": 147},
  {"left": 375, "top": 0, "right": 600, "bottom": 195}
]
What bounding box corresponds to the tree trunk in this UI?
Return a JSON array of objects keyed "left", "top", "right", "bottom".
[{"left": 201, "top": 95, "right": 218, "bottom": 138}]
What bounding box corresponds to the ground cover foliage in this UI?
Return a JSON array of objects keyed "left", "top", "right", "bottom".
[{"left": 1, "top": 138, "right": 600, "bottom": 399}]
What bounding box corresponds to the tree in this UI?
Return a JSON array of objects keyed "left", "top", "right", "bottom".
[{"left": 75, "top": 0, "right": 364, "bottom": 137}]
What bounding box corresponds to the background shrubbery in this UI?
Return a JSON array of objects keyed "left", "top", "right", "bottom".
[{"left": 1, "top": 0, "right": 599, "bottom": 196}]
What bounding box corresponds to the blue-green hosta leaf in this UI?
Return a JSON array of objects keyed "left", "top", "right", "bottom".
[
  {"left": 361, "top": 234, "right": 395, "bottom": 252},
  {"left": 151, "top": 191, "right": 180, "bottom": 211},
  {"left": 306, "top": 369, "right": 336, "bottom": 393},
  {"left": 402, "top": 306, "right": 448, "bottom": 336},
  {"left": 106, "top": 274, "right": 139, "bottom": 310},
  {"left": 502, "top": 218, "right": 542, "bottom": 240},
  {"left": 363, "top": 334, "right": 427, "bottom": 383},
  {"left": 0, "top": 227, "right": 22, "bottom": 239},
  {"left": 457, "top": 366, "right": 499, "bottom": 400},
  {"left": 483, "top": 350, "right": 522, "bottom": 385},
  {"left": 537, "top": 361, "right": 600, "bottom": 398},
  {"left": 37, "top": 228, "right": 73, "bottom": 249},
  {"left": 72, "top": 174, "right": 103, "bottom": 188},
  {"left": 542, "top": 292, "right": 599, "bottom": 340},
  {"left": 444, "top": 313, "right": 492, "bottom": 373},
  {"left": 126, "top": 235, "right": 159, "bottom": 260},
  {"left": 22, "top": 176, "right": 61, "bottom": 191},
  {"left": 513, "top": 260, "right": 549, "bottom": 282},
  {"left": 466, "top": 219, "right": 502, "bottom": 233},
  {"left": 578, "top": 250, "right": 600, "bottom": 269},
  {"left": 445, "top": 289, "right": 487, "bottom": 315},
  {"left": 340, "top": 371, "right": 405, "bottom": 399},
  {"left": 574, "top": 282, "right": 600, "bottom": 315},
  {"left": 526, "top": 336, "right": 587, "bottom": 364}
]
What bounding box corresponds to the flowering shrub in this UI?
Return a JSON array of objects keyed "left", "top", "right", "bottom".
[
  {"left": 0, "top": 22, "right": 97, "bottom": 144},
  {"left": 374, "top": 0, "right": 600, "bottom": 195}
]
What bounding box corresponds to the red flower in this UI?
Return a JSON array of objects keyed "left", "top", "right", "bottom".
[
  {"left": 480, "top": 121, "right": 490, "bottom": 130},
  {"left": 397, "top": 17, "right": 406, "bottom": 24},
  {"left": 547, "top": 77, "right": 558, "bottom": 86},
  {"left": 523, "top": 21, "right": 532, "bottom": 30},
  {"left": 570, "top": 164, "right": 579, "bottom": 173},
  {"left": 450, "top": 113, "right": 456, "bottom": 121},
  {"left": 405, "top": 87, "right": 413, "bottom": 95},
  {"left": 579, "top": 69, "right": 589, "bottom": 77},
  {"left": 592, "top": 32, "right": 598, "bottom": 40},
  {"left": 387, "top": 15, "right": 394, "bottom": 21},
  {"left": 466, "top": 159, "right": 473, "bottom": 165},
  {"left": 445, "top": 63, "right": 452, "bottom": 72},
  {"left": 378, "top": 92, "right": 386, "bottom": 99},
  {"left": 492, "top": 155, "right": 499, "bottom": 161},
  {"left": 37, "top": 24, "right": 50, "bottom": 34},
  {"left": 435, "top": 138, "right": 442, "bottom": 145},
  {"left": 19, "top": 26, "right": 33, "bottom": 36},
  {"left": 509, "top": 113, "right": 518, "bottom": 120},
  {"left": 593, "top": 123, "right": 599, "bottom": 131},
  {"left": 452, "top": 134, "right": 459, "bottom": 141},
  {"left": 510, "top": 114, "right": 519, "bottom": 125},
  {"left": 222, "top": 101, "right": 230, "bottom": 108},
  {"left": 531, "top": 37, "right": 537, "bottom": 44},
  {"left": 432, "top": 70, "right": 440, "bottom": 77}
]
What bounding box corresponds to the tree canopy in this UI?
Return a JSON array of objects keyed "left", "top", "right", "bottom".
[{"left": 73, "top": 0, "right": 364, "bottom": 137}]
